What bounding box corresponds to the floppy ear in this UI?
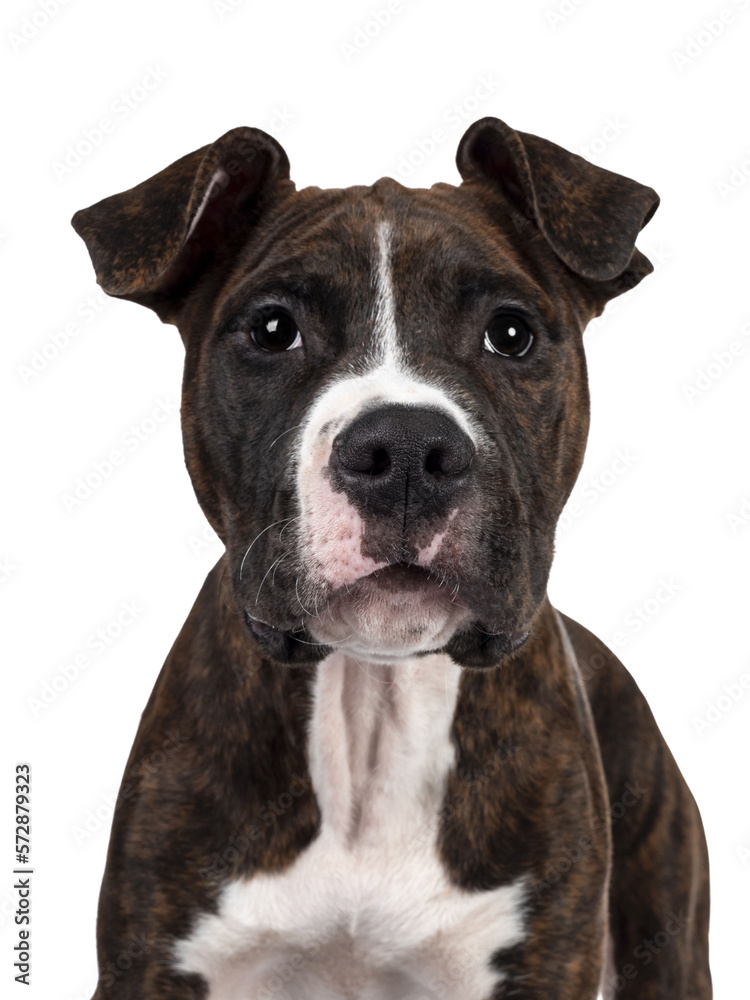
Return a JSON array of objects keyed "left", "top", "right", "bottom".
[
  {"left": 456, "top": 117, "right": 659, "bottom": 297},
  {"left": 71, "top": 127, "right": 292, "bottom": 322}
]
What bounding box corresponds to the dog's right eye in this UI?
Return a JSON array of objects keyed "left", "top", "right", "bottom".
[{"left": 249, "top": 308, "right": 302, "bottom": 352}]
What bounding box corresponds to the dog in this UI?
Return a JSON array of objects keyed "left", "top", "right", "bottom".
[{"left": 72, "top": 116, "right": 712, "bottom": 1000}]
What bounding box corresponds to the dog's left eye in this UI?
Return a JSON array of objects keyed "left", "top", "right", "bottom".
[
  {"left": 249, "top": 308, "right": 302, "bottom": 352},
  {"left": 483, "top": 313, "right": 534, "bottom": 358}
]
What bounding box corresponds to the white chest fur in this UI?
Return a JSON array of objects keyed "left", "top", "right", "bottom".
[{"left": 173, "top": 652, "right": 527, "bottom": 999}]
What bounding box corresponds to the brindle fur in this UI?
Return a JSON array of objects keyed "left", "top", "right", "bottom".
[{"left": 73, "top": 117, "right": 711, "bottom": 998}]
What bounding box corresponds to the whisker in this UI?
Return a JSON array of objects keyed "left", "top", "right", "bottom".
[
  {"left": 292, "top": 633, "right": 356, "bottom": 647},
  {"left": 351, "top": 654, "right": 393, "bottom": 684},
  {"left": 255, "top": 555, "right": 286, "bottom": 606},
  {"left": 239, "top": 517, "right": 294, "bottom": 580},
  {"left": 471, "top": 622, "right": 506, "bottom": 637},
  {"left": 278, "top": 516, "right": 299, "bottom": 542},
  {"left": 271, "top": 554, "right": 286, "bottom": 588},
  {"left": 295, "top": 577, "right": 318, "bottom": 618},
  {"left": 267, "top": 423, "right": 304, "bottom": 450}
]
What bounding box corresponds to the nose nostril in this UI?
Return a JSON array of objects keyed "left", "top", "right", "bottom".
[
  {"left": 424, "top": 449, "right": 445, "bottom": 476},
  {"left": 337, "top": 444, "right": 392, "bottom": 475},
  {"left": 424, "top": 446, "right": 473, "bottom": 477},
  {"left": 369, "top": 448, "right": 391, "bottom": 476}
]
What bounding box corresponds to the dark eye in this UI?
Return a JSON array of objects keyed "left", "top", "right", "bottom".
[
  {"left": 484, "top": 313, "right": 534, "bottom": 358},
  {"left": 249, "top": 308, "right": 302, "bottom": 352}
]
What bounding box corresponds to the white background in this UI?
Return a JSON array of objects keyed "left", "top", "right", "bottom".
[{"left": 2, "top": 0, "right": 748, "bottom": 996}]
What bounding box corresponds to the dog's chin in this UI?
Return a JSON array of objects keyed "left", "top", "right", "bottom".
[
  {"left": 244, "top": 564, "right": 532, "bottom": 668},
  {"left": 305, "top": 564, "right": 471, "bottom": 663}
]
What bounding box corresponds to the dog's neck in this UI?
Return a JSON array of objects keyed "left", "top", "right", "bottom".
[
  {"left": 307, "top": 651, "right": 463, "bottom": 847},
  {"left": 212, "top": 562, "right": 584, "bottom": 808}
]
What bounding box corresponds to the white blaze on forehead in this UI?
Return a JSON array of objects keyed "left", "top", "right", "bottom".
[
  {"left": 296, "top": 216, "right": 485, "bottom": 592},
  {"left": 372, "top": 220, "right": 402, "bottom": 368}
]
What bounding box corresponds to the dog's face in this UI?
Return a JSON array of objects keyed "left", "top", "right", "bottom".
[{"left": 73, "top": 118, "right": 658, "bottom": 667}]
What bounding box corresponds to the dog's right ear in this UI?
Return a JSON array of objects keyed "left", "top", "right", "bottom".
[
  {"left": 71, "top": 127, "right": 292, "bottom": 323},
  {"left": 456, "top": 117, "right": 659, "bottom": 302}
]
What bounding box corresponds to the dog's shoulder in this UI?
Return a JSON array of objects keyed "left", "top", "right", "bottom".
[{"left": 558, "top": 610, "right": 693, "bottom": 822}]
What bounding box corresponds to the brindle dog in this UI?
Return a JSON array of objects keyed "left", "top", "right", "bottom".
[{"left": 73, "top": 117, "right": 711, "bottom": 999}]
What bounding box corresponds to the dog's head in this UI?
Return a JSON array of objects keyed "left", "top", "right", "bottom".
[{"left": 72, "top": 117, "right": 658, "bottom": 667}]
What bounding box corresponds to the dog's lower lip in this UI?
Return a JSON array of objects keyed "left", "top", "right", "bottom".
[
  {"left": 348, "top": 562, "right": 457, "bottom": 596},
  {"left": 364, "top": 563, "right": 444, "bottom": 584}
]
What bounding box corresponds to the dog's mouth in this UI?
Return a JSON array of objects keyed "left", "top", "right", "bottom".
[
  {"left": 300, "top": 560, "right": 472, "bottom": 661},
  {"left": 243, "top": 560, "right": 531, "bottom": 667},
  {"left": 351, "top": 561, "right": 458, "bottom": 593}
]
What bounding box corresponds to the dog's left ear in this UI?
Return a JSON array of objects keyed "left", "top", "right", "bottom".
[
  {"left": 72, "top": 127, "right": 292, "bottom": 323},
  {"left": 456, "top": 117, "right": 659, "bottom": 298}
]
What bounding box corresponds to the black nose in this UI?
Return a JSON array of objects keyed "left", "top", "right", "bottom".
[{"left": 330, "top": 405, "right": 475, "bottom": 519}]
